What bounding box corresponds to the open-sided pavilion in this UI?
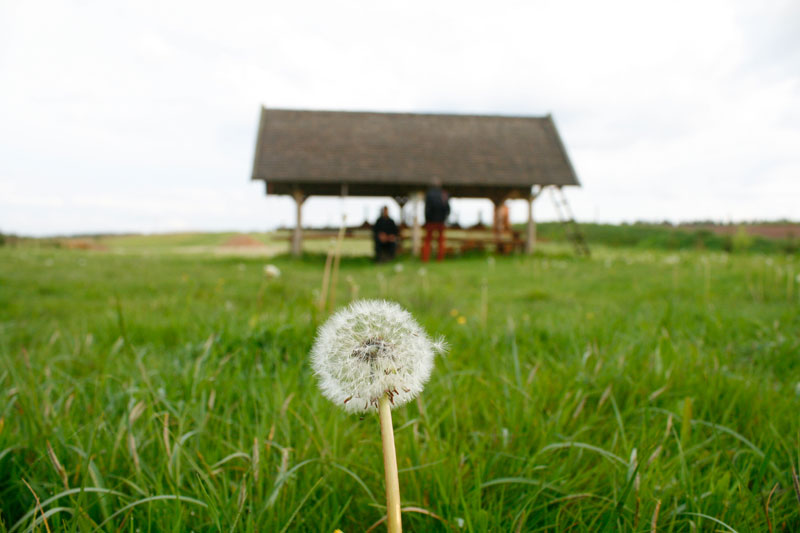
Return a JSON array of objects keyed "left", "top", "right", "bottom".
[{"left": 251, "top": 108, "right": 580, "bottom": 256}]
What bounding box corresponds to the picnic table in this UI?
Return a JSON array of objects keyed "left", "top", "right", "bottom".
[{"left": 278, "top": 225, "right": 525, "bottom": 255}]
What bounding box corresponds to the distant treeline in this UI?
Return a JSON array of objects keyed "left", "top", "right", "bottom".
[
  {"left": 0, "top": 232, "right": 58, "bottom": 248},
  {"left": 533, "top": 222, "right": 800, "bottom": 254}
]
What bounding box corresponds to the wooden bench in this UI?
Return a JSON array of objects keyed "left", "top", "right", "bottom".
[
  {"left": 279, "top": 227, "right": 524, "bottom": 255},
  {"left": 397, "top": 228, "right": 524, "bottom": 255}
]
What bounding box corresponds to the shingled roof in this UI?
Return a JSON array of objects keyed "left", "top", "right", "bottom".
[{"left": 251, "top": 108, "right": 579, "bottom": 199}]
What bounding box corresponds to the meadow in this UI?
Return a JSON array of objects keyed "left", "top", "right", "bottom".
[{"left": 1, "top": 235, "right": 799, "bottom": 531}]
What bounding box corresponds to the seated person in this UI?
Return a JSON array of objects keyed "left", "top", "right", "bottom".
[{"left": 373, "top": 206, "right": 399, "bottom": 262}]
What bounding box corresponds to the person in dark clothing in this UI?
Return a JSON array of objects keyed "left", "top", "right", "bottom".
[
  {"left": 373, "top": 206, "right": 399, "bottom": 262},
  {"left": 422, "top": 182, "right": 450, "bottom": 262}
]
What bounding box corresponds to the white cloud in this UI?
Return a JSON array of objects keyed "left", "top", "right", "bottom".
[{"left": 0, "top": 0, "right": 798, "bottom": 235}]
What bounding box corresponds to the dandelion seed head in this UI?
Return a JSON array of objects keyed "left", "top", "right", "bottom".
[
  {"left": 263, "top": 264, "right": 281, "bottom": 279},
  {"left": 310, "top": 299, "right": 445, "bottom": 413}
]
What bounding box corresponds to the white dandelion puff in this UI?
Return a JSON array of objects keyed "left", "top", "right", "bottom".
[
  {"left": 310, "top": 299, "right": 446, "bottom": 413},
  {"left": 393, "top": 263, "right": 404, "bottom": 273},
  {"left": 263, "top": 264, "right": 281, "bottom": 279}
]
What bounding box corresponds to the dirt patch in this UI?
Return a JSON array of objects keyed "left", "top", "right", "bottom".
[
  {"left": 220, "top": 234, "right": 266, "bottom": 247},
  {"left": 744, "top": 225, "right": 800, "bottom": 239},
  {"left": 686, "top": 224, "right": 800, "bottom": 240},
  {"left": 62, "top": 239, "right": 109, "bottom": 251}
]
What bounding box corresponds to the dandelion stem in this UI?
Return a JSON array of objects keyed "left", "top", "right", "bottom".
[
  {"left": 318, "top": 244, "right": 335, "bottom": 310},
  {"left": 378, "top": 394, "right": 402, "bottom": 533},
  {"left": 328, "top": 218, "right": 346, "bottom": 311}
]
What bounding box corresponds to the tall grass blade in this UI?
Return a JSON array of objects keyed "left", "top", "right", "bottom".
[
  {"left": 91, "top": 495, "right": 208, "bottom": 532},
  {"left": 10, "top": 488, "right": 126, "bottom": 533},
  {"left": 538, "top": 442, "right": 627, "bottom": 467},
  {"left": 679, "top": 512, "right": 739, "bottom": 533}
]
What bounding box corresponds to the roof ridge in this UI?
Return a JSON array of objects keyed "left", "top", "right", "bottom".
[{"left": 261, "top": 106, "right": 552, "bottom": 121}]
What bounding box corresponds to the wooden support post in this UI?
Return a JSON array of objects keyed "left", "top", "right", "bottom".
[
  {"left": 491, "top": 195, "right": 509, "bottom": 253},
  {"left": 393, "top": 197, "right": 408, "bottom": 253},
  {"left": 411, "top": 191, "right": 423, "bottom": 257},
  {"left": 525, "top": 193, "right": 537, "bottom": 255},
  {"left": 492, "top": 199, "right": 501, "bottom": 239},
  {"left": 291, "top": 189, "right": 305, "bottom": 257}
]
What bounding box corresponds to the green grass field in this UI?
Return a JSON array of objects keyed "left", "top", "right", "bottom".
[{"left": 1, "top": 236, "right": 799, "bottom": 531}]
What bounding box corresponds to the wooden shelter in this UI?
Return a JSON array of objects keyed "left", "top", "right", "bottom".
[{"left": 251, "top": 108, "right": 580, "bottom": 256}]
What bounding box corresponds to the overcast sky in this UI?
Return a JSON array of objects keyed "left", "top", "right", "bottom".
[{"left": 1, "top": 0, "right": 798, "bottom": 236}]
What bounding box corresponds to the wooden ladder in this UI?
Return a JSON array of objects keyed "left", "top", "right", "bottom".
[{"left": 549, "top": 186, "right": 590, "bottom": 257}]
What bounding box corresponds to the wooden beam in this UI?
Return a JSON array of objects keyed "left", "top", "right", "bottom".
[
  {"left": 525, "top": 193, "right": 537, "bottom": 254},
  {"left": 491, "top": 196, "right": 508, "bottom": 242},
  {"left": 411, "top": 191, "right": 423, "bottom": 256},
  {"left": 264, "top": 182, "right": 534, "bottom": 199},
  {"left": 291, "top": 189, "right": 306, "bottom": 257}
]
